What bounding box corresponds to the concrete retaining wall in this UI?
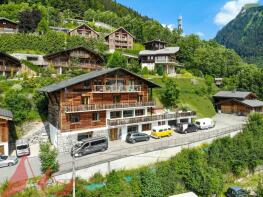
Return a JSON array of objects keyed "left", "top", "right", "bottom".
[{"left": 54, "top": 129, "right": 242, "bottom": 182}]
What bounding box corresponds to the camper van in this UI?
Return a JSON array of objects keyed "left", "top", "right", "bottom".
[
  {"left": 16, "top": 139, "right": 30, "bottom": 157},
  {"left": 195, "top": 118, "right": 215, "bottom": 130},
  {"left": 151, "top": 125, "right": 173, "bottom": 139}
]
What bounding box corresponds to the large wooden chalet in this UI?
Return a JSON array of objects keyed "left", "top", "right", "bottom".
[
  {"left": 0, "top": 17, "right": 18, "bottom": 34},
  {"left": 139, "top": 40, "right": 182, "bottom": 76},
  {"left": 43, "top": 46, "right": 104, "bottom": 74},
  {"left": 105, "top": 27, "right": 134, "bottom": 52},
  {"left": 0, "top": 108, "right": 13, "bottom": 155},
  {"left": 213, "top": 91, "right": 263, "bottom": 115},
  {"left": 68, "top": 24, "right": 99, "bottom": 40},
  {"left": 0, "top": 52, "right": 21, "bottom": 77},
  {"left": 39, "top": 68, "right": 195, "bottom": 151}
]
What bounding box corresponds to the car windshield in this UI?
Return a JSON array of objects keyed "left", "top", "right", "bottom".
[
  {"left": 196, "top": 122, "right": 200, "bottom": 125},
  {"left": 17, "top": 145, "right": 28, "bottom": 150},
  {"left": 73, "top": 142, "right": 83, "bottom": 149},
  {"left": 0, "top": 156, "right": 8, "bottom": 160}
]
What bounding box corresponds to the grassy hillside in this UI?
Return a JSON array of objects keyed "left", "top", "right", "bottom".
[{"left": 151, "top": 76, "right": 217, "bottom": 118}]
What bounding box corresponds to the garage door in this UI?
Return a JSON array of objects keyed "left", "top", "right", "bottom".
[{"left": 0, "top": 145, "right": 4, "bottom": 154}]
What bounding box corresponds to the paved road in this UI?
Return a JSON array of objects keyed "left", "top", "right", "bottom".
[{"left": 0, "top": 114, "right": 247, "bottom": 183}]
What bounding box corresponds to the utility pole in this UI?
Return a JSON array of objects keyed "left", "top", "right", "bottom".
[{"left": 72, "top": 154, "right": 76, "bottom": 197}]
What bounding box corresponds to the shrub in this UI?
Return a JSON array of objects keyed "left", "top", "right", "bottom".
[{"left": 39, "top": 142, "right": 59, "bottom": 173}]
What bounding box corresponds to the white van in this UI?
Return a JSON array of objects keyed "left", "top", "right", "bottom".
[
  {"left": 195, "top": 118, "right": 215, "bottom": 130},
  {"left": 16, "top": 139, "right": 30, "bottom": 157}
]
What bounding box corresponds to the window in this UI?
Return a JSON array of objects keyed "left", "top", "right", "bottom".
[
  {"left": 26, "top": 56, "right": 38, "bottom": 61},
  {"left": 92, "top": 112, "right": 100, "bottom": 121},
  {"left": 93, "top": 80, "right": 102, "bottom": 85},
  {"left": 81, "top": 96, "right": 90, "bottom": 105},
  {"left": 142, "top": 124, "right": 151, "bottom": 131},
  {"left": 135, "top": 109, "right": 144, "bottom": 116},
  {"left": 110, "top": 111, "right": 122, "bottom": 119},
  {"left": 113, "top": 95, "right": 121, "bottom": 103},
  {"left": 137, "top": 95, "right": 143, "bottom": 102},
  {"left": 158, "top": 121, "right": 165, "bottom": 126},
  {"left": 123, "top": 110, "right": 133, "bottom": 118},
  {"left": 127, "top": 125, "right": 138, "bottom": 134},
  {"left": 69, "top": 114, "right": 80, "bottom": 123},
  {"left": 83, "top": 81, "right": 90, "bottom": 88},
  {"left": 91, "top": 139, "right": 106, "bottom": 146},
  {"left": 78, "top": 132, "right": 93, "bottom": 141}
]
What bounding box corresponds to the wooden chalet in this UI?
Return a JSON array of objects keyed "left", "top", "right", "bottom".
[
  {"left": 144, "top": 40, "right": 167, "bottom": 51},
  {"left": 213, "top": 91, "right": 263, "bottom": 115},
  {"left": 68, "top": 24, "right": 99, "bottom": 39},
  {"left": 0, "top": 108, "right": 13, "bottom": 155},
  {"left": 43, "top": 46, "right": 104, "bottom": 74},
  {"left": 105, "top": 27, "right": 135, "bottom": 52},
  {"left": 0, "top": 52, "right": 21, "bottom": 77},
  {"left": 0, "top": 17, "right": 18, "bottom": 34},
  {"left": 39, "top": 68, "right": 195, "bottom": 150}
]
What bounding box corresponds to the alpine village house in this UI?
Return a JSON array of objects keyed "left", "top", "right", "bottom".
[
  {"left": 68, "top": 24, "right": 99, "bottom": 40},
  {"left": 0, "top": 52, "right": 22, "bottom": 77},
  {"left": 39, "top": 68, "right": 196, "bottom": 151},
  {"left": 139, "top": 40, "right": 182, "bottom": 76},
  {"left": 105, "top": 27, "right": 135, "bottom": 52},
  {"left": 0, "top": 17, "right": 18, "bottom": 34},
  {"left": 0, "top": 108, "right": 13, "bottom": 155}
]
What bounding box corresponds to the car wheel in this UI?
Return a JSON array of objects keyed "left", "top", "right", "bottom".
[
  {"left": 146, "top": 137, "right": 150, "bottom": 141},
  {"left": 8, "top": 163, "right": 13, "bottom": 167},
  {"left": 132, "top": 140, "right": 136, "bottom": 144},
  {"left": 101, "top": 148, "right": 106, "bottom": 152}
]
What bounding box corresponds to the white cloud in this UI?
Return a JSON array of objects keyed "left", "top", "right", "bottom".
[
  {"left": 195, "top": 32, "right": 204, "bottom": 37},
  {"left": 162, "top": 24, "right": 176, "bottom": 31},
  {"left": 214, "top": 0, "right": 259, "bottom": 26}
]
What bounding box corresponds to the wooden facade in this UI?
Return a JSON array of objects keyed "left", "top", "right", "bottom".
[
  {"left": 44, "top": 47, "right": 104, "bottom": 74},
  {"left": 144, "top": 40, "right": 167, "bottom": 51},
  {"left": 0, "top": 17, "right": 18, "bottom": 33},
  {"left": 69, "top": 24, "right": 99, "bottom": 39},
  {"left": 105, "top": 27, "right": 134, "bottom": 51},
  {"left": 0, "top": 52, "right": 21, "bottom": 77},
  {"left": 43, "top": 68, "right": 156, "bottom": 133},
  {"left": 0, "top": 109, "right": 12, "bottom": 155}
]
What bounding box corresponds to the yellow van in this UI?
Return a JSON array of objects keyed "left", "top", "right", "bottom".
[{"left": 151, "top": 125, "right": 173, "bottom": 139}]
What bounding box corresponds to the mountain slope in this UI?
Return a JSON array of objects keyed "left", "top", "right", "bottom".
[{"left": 215, "top": 5, "right": 263, "bottom": 67}]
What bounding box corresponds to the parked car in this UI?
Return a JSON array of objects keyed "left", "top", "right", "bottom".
[
  {"left": 0, "top": 154, "right": 18, "bottom": 167},
  {"left": 126, "top": 133, "right": 150, "bottom": 144},
  {"left": 226, "top": 186, "right": 249, "bottom": 197},
  {"left": 71, "top": 137, "right": 108, "bottom": 157},
  {"left": 16, "top": 139, "right": 30, "bottom": 157},
  {"left": 177, "top": 123, "right": 198, "bottom": 134},
  {"left": 195, "top": 118, "right": 215, "bottom": 130},
  {"left": 151, "top": 125, "right": 173, "bottom": 139}
]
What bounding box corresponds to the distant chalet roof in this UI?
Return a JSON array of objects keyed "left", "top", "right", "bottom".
[
  {"left": 0, "top": 52, "right": 21, "bottom": 65},
  {"left": 139, "top": 47, "right": 180, "bottom": 56},
  {"left": 39, "top": 67, "right": 160, "bottom": 93},
  {"left": 43, "top": 46, "right": 103, "bottom": 61},
  {"left": 0, "top": 108, "right": 13, "bottom": 120},
  {"left": 105, "top": 27, "right": 135, "bottom": 39},
  {"left": 213, "top": 91, "right": 255, "bottom": 99},
  {"left": 143, "top": 40, "right": 168, "bottom": 45},
  {"left": 68, "top": 24, "right": 99, "bottom": 35},
  {"left": 0, "top": 17, "right": 17, "bottom": 25}
]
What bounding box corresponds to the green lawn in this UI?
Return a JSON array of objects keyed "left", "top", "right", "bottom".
[{"left": 150, "top": 76, "right": 217, "bottom": 118}]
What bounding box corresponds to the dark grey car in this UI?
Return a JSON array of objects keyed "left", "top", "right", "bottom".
[
  {"left": 71, "top": 137, "right": 108, "bottom": 157},
  {"left": 126, "top": 133, "right": 150, "bottom": 144}
]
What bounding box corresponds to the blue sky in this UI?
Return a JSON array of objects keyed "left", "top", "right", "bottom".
[{"left": 116, "top": 0, "right": 263, "bottom": 40}]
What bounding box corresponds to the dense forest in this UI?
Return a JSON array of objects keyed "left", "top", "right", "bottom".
[{"left": 215, "top": 5, "right": 263, "bottom": 67}]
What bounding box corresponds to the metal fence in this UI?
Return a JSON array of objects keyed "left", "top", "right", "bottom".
[{"left": 55, "top": 124, "right": 244, "bottom": 176}]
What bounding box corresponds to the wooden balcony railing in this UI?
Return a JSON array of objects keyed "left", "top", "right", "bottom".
[
  {"left": 92, "top": 85, "right": 141, "bottom": 93},
  {"left": 64, "top": 101, "right": 156, "bottom": 113},
  {"left": 107, "top": 111, "right": 197, "bottom": 126}
]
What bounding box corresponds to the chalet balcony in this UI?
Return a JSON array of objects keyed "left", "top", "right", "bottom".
[
  {"left": 64, "top": 101, "right": 156, "bottom": 113},
  {"left": 107, "top": 111, "right": 197, "bottom": 126},
  {"left": 92, "top": 85, "right": 141, "bottom": 93},
  {"left": 155, "top": 57, "right": 177, "bottom": 64}
]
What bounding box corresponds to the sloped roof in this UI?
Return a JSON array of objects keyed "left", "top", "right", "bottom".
[
  {"left": 0, "top": 108, "right": 13, "bottom": 120},
  {"left": 144, "top": 40, "right": 167, "bottom": 45},
  {"left": 68, "top": 24, "right": 99, "bottom": 35},
  {"left": 43, "top": 46, "right": 103, "bottom": 62},
  {"left": 0, "top": 52, "right": 21, "bottom": 65},
  {"left": 139, "top": 47, "right": 180, "bottom": 56},
  {"left": 213, "top": 91, "right": 254, "bottom": 99},
  {"left": 240, "top": 99, "right": 263, "bottom": 107},
  {"left": 39, "top": 67, "right": 160, "bottom": 93},
  {"left": 105, "top": 27, "right": 135, "bottom": 39},
  {"left": 0, "top": 17, "right": 17, "bottom": 25}
]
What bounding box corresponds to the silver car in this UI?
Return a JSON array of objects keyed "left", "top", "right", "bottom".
[{"left": 0, "top": 154, "right": 19, "bottom": 167}]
